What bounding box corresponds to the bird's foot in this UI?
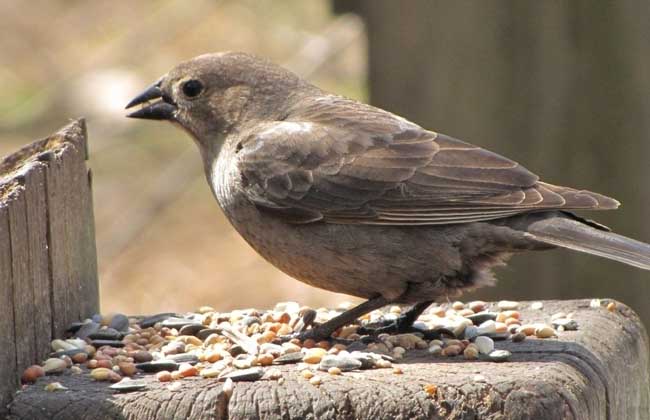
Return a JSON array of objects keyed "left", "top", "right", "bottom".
[
  {"left": 358, "top": 317, "right": 456, "bottom": 340},
  {"left": 273, "top": 325, "right": 355, "bottom": 345}
]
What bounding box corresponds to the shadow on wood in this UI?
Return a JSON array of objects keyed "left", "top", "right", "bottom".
[
  {"left": 7, "top": 300, "right": 650, "bottom": 420},
  {"left": 0, "top": 119, "right": 99, "bottom": 415}
]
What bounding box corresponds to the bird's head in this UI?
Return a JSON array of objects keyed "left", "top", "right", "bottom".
[{"left": 126, "top": 52, "right": 313, "bottom": 147}]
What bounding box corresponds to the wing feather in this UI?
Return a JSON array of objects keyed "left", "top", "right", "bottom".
[{"left": 237, "top": 95, "right": 619, "bottom": 225}]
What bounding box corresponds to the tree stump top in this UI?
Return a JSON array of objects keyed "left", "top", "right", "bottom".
[{"left": 7, "top": 299, "right": 650, "bottom": 420}]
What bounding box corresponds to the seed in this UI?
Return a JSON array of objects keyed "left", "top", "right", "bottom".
[
  {"left": 303, "top": 348, "right": 327, "bottom": 364},
  {"left": 157, "top": 371, "right": 172, "bottom": 382},
  {"left": 530, "top": 301, "right": 544, "bottom": 310},
  {"left": 328, "top": 367, "right": 342, "bottom": 375},
  {"left": 452, "top": 301, "right": 465, "bottom": 310},
  {"left": 179, "top": 363, "right": 198, "bottom": 377},
  {"left": 375, "top": 359, "right": 392, "bottom": 368},
  {"left": 441, "top": 345, "right": 461, "bottom": 357},
  {"left": 21, "top": 365, "right": 45, "bottom": 384},
  {"left": 91, "top": 367, "right": 113, "bottom": 381},
  {"left": 497, "top": 300, "right": 519, "bottom": 311},
  {"left": 255, "top": 354, "right": 274, "bottom": 366},
  {"left": 424, "top": 384, "right": 437, "bottom": 396},
  {"left": 468, "top": 301, "right": 487, "bottom": 312},
  {"left": 222, "top": 377, "right": 234, "bottom": 397},
  {"left": 118, "top": 362, "right": 137, "bottom": 377},
  {"left": 463, "top": 346, "right": 479, "bottom": 360},
  {"left": 535, "top": 326, "right": 556, "bottom": 339}
]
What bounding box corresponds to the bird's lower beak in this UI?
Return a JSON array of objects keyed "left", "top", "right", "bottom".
[{"left": 125, "top": 79, "right": 177, "bottom": 120}]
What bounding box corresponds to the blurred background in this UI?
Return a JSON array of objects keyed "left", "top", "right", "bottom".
[{"left": 1, "top": 1, "right": 648, "bottom": 331}]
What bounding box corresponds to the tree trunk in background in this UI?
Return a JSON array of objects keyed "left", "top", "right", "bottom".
[{"left": 335, "top": 1, "right": 650, "bottom": 327}]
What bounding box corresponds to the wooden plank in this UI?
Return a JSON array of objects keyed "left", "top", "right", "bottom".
[
  {"left": 0, "top": 119, "right": 99, "bottom": 414},
  {"left": 0, "top": 204, "right": 18, "bottom": 417},
  {"left": 23, "top": 165, "right": 53, "bottom": 360},
  {"left": 43, "top": 151, "right": 72, "bottom": 338},
  {"left": 7, "top": 189, "right": 38, "bottom": 377},
  {"left": 6, "top": 299, "right": 650, "bottom": 420}
]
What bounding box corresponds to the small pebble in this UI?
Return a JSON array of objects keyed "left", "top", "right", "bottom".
[
  {"left": 511, "top": 332, "right": 526, "bottom": 343},
  {"left": 590, "top": 299, "right": 601, "bottom": 308},
  {"left": 488, "top": 349, "right": 511, "bottom": 362},
  {"left": 392, "top": 367, "right": 403, "bottom": 375},
  {"left": 108, "top": 314, "right": 130, "bottom": 332},
  {"left": 476, "top": 320, "right": 497, "bottom": 335},
  {"left": 200, "top": 366, "right": 224, "bottom": 379},
  {"left": 497, "top": 300, "right": 520, "bottom": 311},
  {"left": 274, "top": 352, "right": 304, "bottom": 365},
  {"left": 135, "top": 361, "right": 179, "bottom": 373},
  {"left": 43, "top": 358, "right": 67, "bottom": 374},
  {"left": 301, "top": 369, "right": 314, "bottom": 379},
  {"left": 607, "top": 302, "right": 617, "bottom": 312},
  {"left": 552, "top": 318, "right": 578, "bottom": 331},
  {"left": 219, "top": 367, "right": 264, "bottom": 382},
  {"left": 474, "top": 336, "right": 495, "bottom": 355},
  {"left": 309, "top": 376, "right": 322, "bottom": 386},
  {"left": 473, "top": 375, "right": 487, "bottom": 383}
]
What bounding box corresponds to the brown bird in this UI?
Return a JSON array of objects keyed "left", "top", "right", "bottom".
[{"left": 126, "top": 52, "right": 650, "bottom": 340}]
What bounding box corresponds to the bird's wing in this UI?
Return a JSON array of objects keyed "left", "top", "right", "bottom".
[{"left": 237, "top": 96, "right": 618, "bottom": 225}]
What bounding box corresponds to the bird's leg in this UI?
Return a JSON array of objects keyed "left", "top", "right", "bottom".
[
  {"left": 358, "top": 300, "right": 433, "bottom": 336},
  {"left": 285, "top": 295, "right": 389, "bottom": 342},
  {"left": 357, "top": 300, "right": 456, "bottom": 339}
]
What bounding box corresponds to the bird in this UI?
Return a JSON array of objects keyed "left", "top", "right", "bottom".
[{"left": 126, "top": 52, "right": 650, "bottom": 340}]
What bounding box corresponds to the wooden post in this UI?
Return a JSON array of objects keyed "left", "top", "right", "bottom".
[
  {"left": 6, "top": 299, "right": 650, "bottom": 420},
  {"left": 0, "top": 119, "right": 99, "bottom": 414}
]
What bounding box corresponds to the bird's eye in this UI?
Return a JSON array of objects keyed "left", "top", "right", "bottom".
[{"left": 181, "top": 79, "right": 204, "bottom": 98}]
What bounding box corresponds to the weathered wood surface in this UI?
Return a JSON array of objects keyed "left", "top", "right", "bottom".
[
  {"left": 7, "top": 299, "right": 650, "bottom": 420},
  {"left": 0, "top": 119, "right": 99, "bottom": 416}
]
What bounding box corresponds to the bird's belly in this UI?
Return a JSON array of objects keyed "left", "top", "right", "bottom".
[{"left": 216, "top": 195, "right": 462, "bottom": 303}]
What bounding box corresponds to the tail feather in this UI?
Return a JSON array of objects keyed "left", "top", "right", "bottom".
[{"left": 525, "top": 216, "right": 650, "bottom": 270}]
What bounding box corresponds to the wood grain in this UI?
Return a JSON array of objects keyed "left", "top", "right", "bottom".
[
  {"left": 0, "top": 119, "right": 99, "bottom": 416},
  {"left": 7, "top": 299, "right": 650, "bottom": 420}
]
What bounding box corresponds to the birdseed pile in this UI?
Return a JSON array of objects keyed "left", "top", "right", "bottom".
[{"left": 20, "top": 299, "right": 614, "bottom": 395}]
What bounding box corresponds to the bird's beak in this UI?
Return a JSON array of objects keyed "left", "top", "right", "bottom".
[{"left": 125, "top": 78, "right": 177, "bottom": 120}]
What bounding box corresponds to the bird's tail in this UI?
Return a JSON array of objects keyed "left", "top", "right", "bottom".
[{"left": 524, "top": 215, "right": 650, "bottom": 270}]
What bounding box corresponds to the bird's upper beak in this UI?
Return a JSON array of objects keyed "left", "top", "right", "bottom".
[{"left": 125, "top": 78, "right": 177, "bottom": 120}]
